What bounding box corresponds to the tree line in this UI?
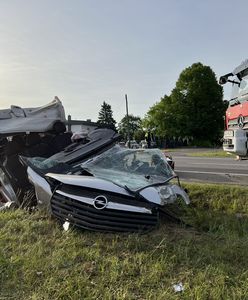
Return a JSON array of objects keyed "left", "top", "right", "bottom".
[{"left": 97, "top": 62, "right": 227, "bottom": 146}]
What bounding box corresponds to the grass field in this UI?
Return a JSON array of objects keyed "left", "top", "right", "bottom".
[
  {"left": 164, "top": 148, "right": 236, "bottom": 158},
  {"left": 187, "top": 150, "right": 236, "bottom": 158},
  {"left": 1, "top": 183, "right": 248, "bottom": 299}
]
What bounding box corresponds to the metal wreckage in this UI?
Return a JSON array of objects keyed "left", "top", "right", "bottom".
[{"left": 0, "top": 98, "right": 190, "bottom": 232}]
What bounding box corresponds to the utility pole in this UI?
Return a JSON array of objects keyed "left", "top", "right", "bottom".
[{"left": 125, "top": 94, "right": 130, "bottom": 148}]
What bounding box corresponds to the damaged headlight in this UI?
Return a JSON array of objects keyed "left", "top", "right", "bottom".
[
  {"left": 156, "top": 184, "right": 190, "bottom": 206},
  {"left": 156, "top": 185, "right": 177, "bottom": 205}
]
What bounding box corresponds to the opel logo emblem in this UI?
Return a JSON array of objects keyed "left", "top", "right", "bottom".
[
  {"left": 93, "top": 195, "right": 108, "bottom": 210},
  {"left": 238, "top": 115, "right": 245, "bottom": 128}
]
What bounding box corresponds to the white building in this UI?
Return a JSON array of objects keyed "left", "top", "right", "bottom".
[{"left": 66, "top": 115, "right": 98, "bottom": 133}]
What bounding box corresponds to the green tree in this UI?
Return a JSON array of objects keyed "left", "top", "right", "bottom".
[
  {"left": 118, "top": 114, "right": 144, "bottom": 141},
  {"left": 143, "top": 95, "right": 174, "bottom": 137},
  {"left": 97, "top": 101, "right": 116, "bottom": 130},
  {"left": 145, "top": 63, "right": 225, "bottom": 145},
  {"left": 170, "top": 62, "right": 224, "bottom": 144}
]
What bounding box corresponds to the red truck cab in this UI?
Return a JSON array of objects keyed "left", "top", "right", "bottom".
[{"left": 220, "top": 60, "right": 248, "bottom": 157}]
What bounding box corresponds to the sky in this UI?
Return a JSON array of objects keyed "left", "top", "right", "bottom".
[{"left": 0, "top": 0, "right": 247, "bottom": 122}]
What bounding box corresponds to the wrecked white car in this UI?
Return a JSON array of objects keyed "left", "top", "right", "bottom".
[
  {"left": 22, "top": 145, "right": 189, "bottom": 232},
  {"left": 0, "top": 99, "right": 189, "bottom": 232}
]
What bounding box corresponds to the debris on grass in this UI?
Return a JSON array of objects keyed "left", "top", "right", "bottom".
[
  {"left": 173, "top": 282, "right": 184, "bottom": 292},
  {"left": 63, "top": 221, "right": 70, "bottom": 231}
]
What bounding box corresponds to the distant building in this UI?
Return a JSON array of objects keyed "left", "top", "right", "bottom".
[{"left": 66, "top": 115, "right": 98, "bottom": 133}]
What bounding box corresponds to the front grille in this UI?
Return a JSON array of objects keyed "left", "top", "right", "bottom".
[
  {"left": 51, "top": 190, "right": 159, "bottom": 232},
  {"left": 59, "top": 184, "right": 152, "bottom": 208},
  {"left": 228, "top": 116, "right": 248, "bottom": 130}
]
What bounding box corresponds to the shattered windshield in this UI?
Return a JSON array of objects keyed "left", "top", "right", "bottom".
[
  {"left": 24, "top": 157, "right": 61, "bottom": 169},
  {"left": 22, "top": 156, "right": 70, "bottom": 175},
  {"left": 81, "top": 145, "right": 175, "bottom": 191}
]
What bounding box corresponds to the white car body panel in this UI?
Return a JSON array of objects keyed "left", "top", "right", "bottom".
[{"left": 0, "top": 97, "right": 65, "bottom": 135}]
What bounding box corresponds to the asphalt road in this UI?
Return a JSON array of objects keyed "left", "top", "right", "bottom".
[{"left": 172, "top": 154, "right": 248, "bottom": 185}]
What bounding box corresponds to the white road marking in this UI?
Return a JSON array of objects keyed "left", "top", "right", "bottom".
[
  {"left": 175, "top": 170, "right": 248, "bottom": 177},
  {"left": 178, "top": 162, "right": 248, "bottom": 167},
  {"left": 174, "top": 156, "right": 237, "bottom": 160}
]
